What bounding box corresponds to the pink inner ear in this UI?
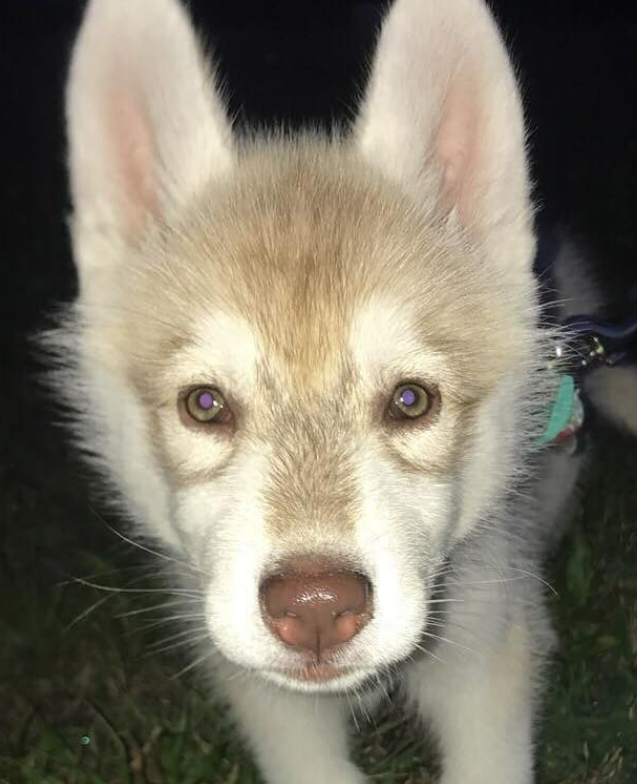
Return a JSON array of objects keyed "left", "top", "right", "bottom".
[
  {"left": 107, "top": 88, "right": 158, "bottom": 239},
  {"left": 434, "top": 70, "right": 483, "bottom": 226}
]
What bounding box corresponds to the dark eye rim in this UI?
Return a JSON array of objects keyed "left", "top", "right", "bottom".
[
  {"left": 384, "top": 381, "right": 440, "bottom": 424},
  {"left": 181, "top": 385, "right": 233, "bottom": 426}
]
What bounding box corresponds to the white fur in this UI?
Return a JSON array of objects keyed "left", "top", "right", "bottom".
[
  {"left": 157, "top": 311, "right": 260, "bottom": 476},
  {"left": 58, "top": 0, "right": 637, "bottom": 782},
  {"left": 356, "top": 0, "right": 536, "bottom": 282},
  {"left": 66, "top": 0, "right": 233, "bottom": 297}
]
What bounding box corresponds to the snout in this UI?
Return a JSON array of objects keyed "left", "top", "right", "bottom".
[{"left": 260, "top": 558, "right": 373, "bottom": 660}]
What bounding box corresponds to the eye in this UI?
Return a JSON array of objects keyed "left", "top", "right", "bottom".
[
  {"left": 184, "top": 386, "right": 229, "bottom": 424},
  {"left": 387, "top": 383, "right": 433, "bottom": 421}
]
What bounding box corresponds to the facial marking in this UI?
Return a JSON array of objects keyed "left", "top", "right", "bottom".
[
  {"left": 261, "top": 396, "right": 362, "bottom": 542},
  {"left": 349, "top": 296, "right": 444, "bottom": 389},
  {"left": 349, "top": 296, "right": 472, "bottom": 474},
  {"left": 139, "top": 310, "right": 260, "bottom": 481},
  {"left": 183, "top": 310, "right": 260, "bottom": 395}
]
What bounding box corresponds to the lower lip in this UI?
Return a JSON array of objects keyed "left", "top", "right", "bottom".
[{"left": 282, "top": 663, "right": 348, "bottom": 683}]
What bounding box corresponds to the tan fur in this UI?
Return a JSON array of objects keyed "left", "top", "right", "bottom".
[{"left": 89, "top": 139, "right": 528, "bottom": 535}]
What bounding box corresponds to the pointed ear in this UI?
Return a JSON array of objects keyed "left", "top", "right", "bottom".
[
  {"left": 66, "top": 0, "right": 233, "bottom": 281},
  {"left": 356, "top": 0, "right": 534, "bottom": 272}
]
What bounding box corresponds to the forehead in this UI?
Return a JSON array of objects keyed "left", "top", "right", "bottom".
[
  {"left": 129, "top": 141, "right": 518, "bottom": 398},
  {"left": 172, "top": 296, "right": 433, "bottom": 393}
]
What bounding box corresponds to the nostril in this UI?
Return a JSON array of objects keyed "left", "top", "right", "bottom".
[{"left": 260, "top": 559, "right": 373, "bottom": 658}]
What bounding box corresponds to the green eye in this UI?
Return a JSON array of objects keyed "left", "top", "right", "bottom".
[
  {"left": 184, "top": 387, "right": 227, "bottom": 423},
  {"left": 387, "top": 383, "right": 432, "bottom": 420}
]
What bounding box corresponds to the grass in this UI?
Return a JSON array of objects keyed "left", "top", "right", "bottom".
[{"left": 1, "top": 401, "right": 636, "bottom": 783}]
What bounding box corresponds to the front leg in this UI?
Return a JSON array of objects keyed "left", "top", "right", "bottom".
[
  {"left": 406, "top": 607, "right": 547, "bottom": 784},
  {"left": 217, "top": 668, "right": 367, "bottom": 784}
]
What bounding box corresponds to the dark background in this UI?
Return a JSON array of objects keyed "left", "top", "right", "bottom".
[{"left": 1, "top": 0, "right": 636, "bottom": 781}]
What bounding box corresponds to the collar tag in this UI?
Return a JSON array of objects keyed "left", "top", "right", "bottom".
[{"left": 537, "top": 373, "right": 585, "bottom": 448}]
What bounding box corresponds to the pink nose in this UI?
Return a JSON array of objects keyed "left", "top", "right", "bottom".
[{"left": 260, "top": 559, "right": 373, "bottom": 659}]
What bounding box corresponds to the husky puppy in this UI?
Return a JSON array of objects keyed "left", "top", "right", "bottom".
[{"left": 56, "top": 0, "right": 637, "bottom": 781}]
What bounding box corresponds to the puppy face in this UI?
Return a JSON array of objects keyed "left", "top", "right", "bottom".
[{"left": 63, "top": 0, "right": 542, "bottom": 691}]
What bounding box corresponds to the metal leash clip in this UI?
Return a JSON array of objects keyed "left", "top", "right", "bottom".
[
  {"left": 559, "top": 312, "right": 637, "bottom": 376},
  {"left": 540, "top": 309, "right": 637, "bottom": 453}
]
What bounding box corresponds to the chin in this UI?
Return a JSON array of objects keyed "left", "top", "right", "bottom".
[{"left": 260, "top": 663, "right": 381, "bottom": 694}]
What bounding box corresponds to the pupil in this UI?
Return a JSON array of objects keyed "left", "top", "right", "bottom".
[
  {"left": 401, "top": 388, "right": 417, "bottom": 407},
  {"left": 198, "top": 392, "right": 215, "bottom": 410}
]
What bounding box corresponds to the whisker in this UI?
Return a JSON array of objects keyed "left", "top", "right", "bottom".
[
  {"left": 146, "top": 627, "right": 209, "bottom": 654},
  {"left": 145, "top": 634, "right": 210, "bottom": 658},
  {"left": 89, "top": 507, "right": 203, "bottom": 576},
  {"left": 62, "top": 574, "right": 203, "bottom": 597},
  {"left": 72, "top": 562, "right": 159, "bottom": 583},
  {"left": 116, "top": 598, "right": 203, "bottom": 618},
  {"left": 344, "top": 690, "right": 361, "bottom": 731},
  {"left": 444, "top": 570, "right": 557, "bottom": 595},
  {"left": 171, "top": 649, "right": 218, "bottom": 680},
  {"left": 142, "top": 617, "right": 208, "bottom": 639},
  {"left": 425, "top": 597, "right": 466, "bottom": 604},
  {"left": 422, "top": 631, "right": 475, "bottom": 654},
  {"left": 64, "top": 592, "right": 113, "bottom": 632},
  {"left": 412, "top": 642, "right": 446, "bottom": 666}
]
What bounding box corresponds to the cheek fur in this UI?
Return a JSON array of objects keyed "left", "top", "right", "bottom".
[
  {"left": 381, "top": 398, "right": 474, "bottom": 476},
  {"left": 153, "top": 407, "right": 235, "bottom": 482},
  {"left": 351, "top": 448, "right": 455, "bottom": 663}
]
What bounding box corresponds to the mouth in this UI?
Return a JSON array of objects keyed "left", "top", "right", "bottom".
[
  {"left": 262, "top": 659, "right": 382, "bottom": 693},
  {"left": 278, "top": 661, "right": 350, "bottom": 683}
]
